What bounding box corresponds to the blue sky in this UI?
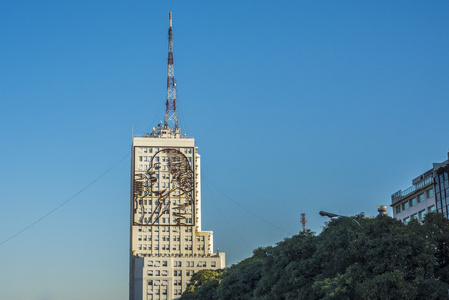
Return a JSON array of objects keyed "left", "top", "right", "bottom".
[{"left": 1, "top": 1, "right": 449, "bottom": 299}]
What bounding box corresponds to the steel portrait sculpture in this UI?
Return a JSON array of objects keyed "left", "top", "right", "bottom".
[{"left": 133, "top": 148, "right": 194, "bottom": 226}]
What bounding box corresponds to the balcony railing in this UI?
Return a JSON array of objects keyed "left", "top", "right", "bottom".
[{"left": 391, "top": 177, "right": 433, "bottom": 200}]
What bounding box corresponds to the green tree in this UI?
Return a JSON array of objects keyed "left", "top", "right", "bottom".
[
  {"left": 216, "top": 247, "right": 267, "bottom": 300},
  {"left": 422, "top": 212, "right": 449, "bottom": 282},
  {"left": 254, "top": 231, "right": 318, "bottom": 300},
  {"left": 181, "top": 213, "right": 449, "bottom": 300},
  {"left": 181, "top": 269, "right": 224, "bottom": 300}
]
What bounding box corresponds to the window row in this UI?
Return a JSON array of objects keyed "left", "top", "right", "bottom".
[
  {"left": 148, "top": 270, "right": 169, "bottom": 276},
  {"left": 147, "top": 261, "right": 168, "bottom": 267},
  {"left": 138, "top": 217, "right": 193, "bottom": 224},
  {"left": 139, "top": 156, "right": 192, "bottom": 163},
  {"left": 147, "top": 289, "right": 167, "bottom": 295},
  {"left": 138, "top": 235, "right": 184, "bottom": 241},
  {"left": 395, "top": 189, "right": 434, "bottom": 214},
  {"left": 148, "top": 280, "right": 168, "bottom": 286},
  {"left": 138, "top": 244, "right": 182, "bottom": 250},
  {"left": 137, "top": 188, "right": 186, "bottom": 197},
  {"left": 138, "top": 147, "right": 193, "bottom": 154},
  {"left": 172, "top": 261, "right": 216, "bottom": 268},
  {"left": 402, "top": 206, "right": 435, "bottom": 224},
  {"left": 138, "top": 226, "right": 192, "bottom": 233}
]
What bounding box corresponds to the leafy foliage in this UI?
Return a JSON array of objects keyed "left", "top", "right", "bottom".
[{"left": 180, "top": 213, "right": 449, "bottom": 300}]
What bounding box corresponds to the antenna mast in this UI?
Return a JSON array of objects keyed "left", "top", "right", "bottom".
[
  {"left": 164, "top": 12, "right": 178, "bottom": 131},
  {"left": 301, "top": 213, "right": 307, "bottom": 233}
]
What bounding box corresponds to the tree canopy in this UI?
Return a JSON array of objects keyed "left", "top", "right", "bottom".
[{"left": 181, "top": 213, "right": 449, "bottom": 300}]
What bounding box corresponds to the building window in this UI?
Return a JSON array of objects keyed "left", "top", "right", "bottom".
[
  {"left": 429, "top": 206, "right": 435, "bottom": 212},
  {"left": 403, "top": 217, "right": 410, "bottom": 225},
  {"left": 211, "top": 261, "right": 216, "bottom": 267},
  {"left": 402, "top": 202, "right": 409, "bottom": 210},
  {"left": 417, "top": 193, "right": 424, "bottom": 203},
  {"left": 411, "top": 214, "right": 418, "bottom": 220},
  {"left": 395, "top": 205, "right": 401, "bottom": 214},
  {"left": 410, "top": 198, "right": 417, "bottom": 207},
  {"left": 418, "top": 210, "right": 426, "bottom": 221},
  {"left": 427, "top": 188, "right": 434, "bottom": 198}
]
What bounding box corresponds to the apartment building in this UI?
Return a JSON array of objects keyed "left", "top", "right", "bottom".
[{"left": 391, "top": 151, "right": 449, "bottom": 223}]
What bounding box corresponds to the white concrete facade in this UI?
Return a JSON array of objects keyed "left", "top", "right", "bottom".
[
  {"left": 129, "top": 126, "right": 225, "bottom": 300},
  {"left": 391, "top": 171, "right": 436, "bottom": 224}
]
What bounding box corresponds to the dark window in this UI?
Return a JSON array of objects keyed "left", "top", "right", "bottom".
[
  {"left": 402, "top": 202, "right": 409, "bottom": 210},
  {"left": 418, "top": 194, "right": 424, "bottom": 202}
]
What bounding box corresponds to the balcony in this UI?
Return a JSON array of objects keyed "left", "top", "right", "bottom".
[{"left": 391, "top": 176, "right": 433, "bottom": 201}]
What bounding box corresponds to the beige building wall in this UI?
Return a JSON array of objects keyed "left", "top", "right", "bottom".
[{"left": 130, "top": 126, "right": 225, "bottom": 300}]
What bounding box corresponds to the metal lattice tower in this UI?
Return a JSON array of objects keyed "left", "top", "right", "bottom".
[
  {"left": 164, "top": 12, "right": 178, "bottom": 131},
  {"left": 301, "top": 213, "right": 307, "bottom": 233}
]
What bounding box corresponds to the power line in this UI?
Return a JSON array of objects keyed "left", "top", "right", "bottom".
[
  {"left": 0, "top": 153, "right": 130, "bottom": 247},
  {"left": 204, "top": 178, "right": 294, "bottom": 236},
  {"left": 204, "top": 183, "right": 255, "bottom": 249}
]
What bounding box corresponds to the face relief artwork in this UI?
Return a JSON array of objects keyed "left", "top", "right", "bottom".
[{"left": 133, "top": 148, "right": 194, "bottom": 227}]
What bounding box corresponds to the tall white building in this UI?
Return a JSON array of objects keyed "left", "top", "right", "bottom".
[{"left": 129, "top": 13, "right": 225, "bottom": 300}]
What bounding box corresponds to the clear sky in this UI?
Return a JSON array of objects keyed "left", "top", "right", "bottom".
[{"left": 1, "top": 1, "right": 449, "bottom": 299}]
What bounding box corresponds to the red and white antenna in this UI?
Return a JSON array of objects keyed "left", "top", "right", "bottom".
[{"left": 164, "top": 12, "right": 178, "bottom": 131}]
